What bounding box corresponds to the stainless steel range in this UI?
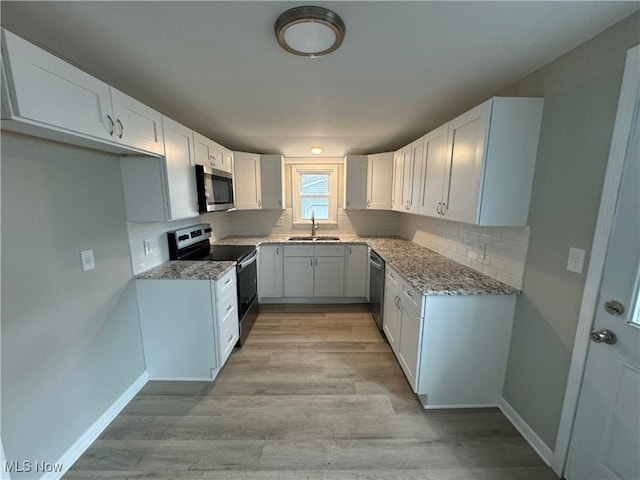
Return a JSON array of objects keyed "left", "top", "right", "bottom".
[{"left": 167, "top": 223, "right": 258, "bottom": 347}]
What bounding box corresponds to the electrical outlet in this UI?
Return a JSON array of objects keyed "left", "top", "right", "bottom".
[
  {"left": 143, "top": 239, "right": 153, "bottom": 256},
  {"left": 80, "top": 249, "right": 95, "bottom": 272},
  {"left": 275, "top": 217, "right": 283, "bottom": 226},
  {"left": 479, "top": 243, "right": 487, "bottom": 260},
  {"left": 567, "top": 247, "right": 586, "bottom": 274}
]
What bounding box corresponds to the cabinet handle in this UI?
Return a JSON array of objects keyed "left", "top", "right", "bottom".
[
  {"left": 228, "top": 334, "right": 234, "bottom": 342},
  {"left": 436, "top": 202, "right": 442, "bottom": 215},
  {"left": 310, "top": 259, "right": 313, "bottom": 266},
  {"left": 258, "top": 200, "right": 262, "bottom": 208},
  {"left": 349, "top": 247, "right": 352, "bottom": 255},
  {"left": 441, "top": 203, "right": 447, "bottom": 215},
  {"left": 367, "top": 200, "right": 371, "bottom": 207},
  {"left": 276, "top": 247, "right": 279, "bottom": 255},
  {"left": 315, "top": 258, "right": 318, "bottom": 266},
  {"left": 226, "top": 304, "right": 232, "bottom": 311},
  {"left": 116, "top": 119, "right": 124, "bottom": 138},
  {"left": 346, "top": 199, "right": 350, "bottom": 206},
  {"left": 106, "top": 115, "right": 115, "bottom": 135},
  {"left": 225, "top": 278, "right": 231, "bottom": 284},
  {"left": 405, "top": 290, "right": 414, "bottom": 298}
]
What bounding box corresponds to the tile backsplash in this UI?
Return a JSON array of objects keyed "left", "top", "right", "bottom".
[
  {"left": 227, "top": 208, "right": 401, "bottom": 237},
  {"left": 399, "top": 214, "right": 530, "bottom": 289},
  {"left": 127, "top": 212, "right": 230, "bottom": 275}
]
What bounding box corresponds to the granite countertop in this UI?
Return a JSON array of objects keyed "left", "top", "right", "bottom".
[
  {"left": 213, "top": 235, "right": 518, "bottom": 296},
  {"left": 135, "top": 260, "right": 236, "bottom": 281}
]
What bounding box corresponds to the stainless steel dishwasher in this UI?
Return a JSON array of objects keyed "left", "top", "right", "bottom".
[{"left": 369, "top": 249, "right": 385, "bottom": 335}]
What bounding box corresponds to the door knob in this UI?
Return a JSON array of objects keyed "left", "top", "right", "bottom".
[
  {"left": 590, "top": 329, "right": 617, "bottom": 345},
  {"left": 604, "top": 300, "right": 624, "bottom": 316}
]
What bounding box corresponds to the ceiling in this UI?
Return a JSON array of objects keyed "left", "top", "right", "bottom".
[{"left": 1, "top": 2, "right": 638, "bottom": 157}]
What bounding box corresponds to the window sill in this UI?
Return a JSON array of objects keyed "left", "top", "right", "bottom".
[{"left": 292, "top": 222, "right": 339, "bottom": 228}]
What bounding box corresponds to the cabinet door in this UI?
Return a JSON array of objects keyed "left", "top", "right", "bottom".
[
  {"left": 391, "top": 149, "right": 404, "bottom": 211},
  {"left": 345, "top": 245, "right": 368, "bottom": 297},
  {"left": 383, "top": 278, "right": 401, "bottom": 352},
  {"left": 443, "top": 100, "right": 490, "bottom": 224},
  {"left": 406, "top": 138, "right": 424, "bottom": 213},
  {"left": 162, "top": 116, "right": 199, "bottom": 220},
  {"left": 284, "top": 257, "right": 314, "bottom": 297},
  {"left": 193, "top": 131, "right": 214, "bottom": 167},
  {"left": 258, "top": 245, "right": 284, "bottom": 298},
  {"left": 111, "top": 88, "right": 164, "bottom": 155},
  {"left": 2, "top": 29, "right": 113, "bottom": 142},
  {"left": 367, "top": 152, "right": 393, "bottom": 210},
  {"left": 209, "top": 140, "right": 225, "bottom": 170},
  {"left": 223, "top": 150, "right": 234, "bottom": 174},
  {"left": 260, "top": 155, "right": 285, "bottom": 209},
  {"left": 398, "top": 302, "right": 421, "bottom": 391},
  {"left": 215, "top": 284, "right": 239, "bottom": 366},
  {"left": 234, "top": 151, "right": 262, "bottom": 210},
  {"left": 314, "top": 257, "right": 345, "bottom": 297},
  {"left": 419, "top": 124, "right": 449, "bottom": 218},
  {"left": 344, "top": 155, "right": 368, "bottom": 210}
]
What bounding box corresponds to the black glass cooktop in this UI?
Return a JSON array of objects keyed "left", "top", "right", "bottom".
[{"left": 201, "top": 245, "right": 256, "bottom": 262}]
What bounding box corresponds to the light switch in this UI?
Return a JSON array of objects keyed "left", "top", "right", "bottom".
[
  {"left": 567, "top": 247, "right": 586, "bottom": 274},
  {"left": 80, "top": 249, "right": 95, "bottom": 272},
  {"left": 143, "top": 239, "right": 153, "bottom": 256}
]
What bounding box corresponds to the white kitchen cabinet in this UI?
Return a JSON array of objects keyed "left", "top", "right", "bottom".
[
  {"left": 135, "top": 271, "right": 239, "bottom": 381},
  {"left": 383, "top": 266, "right": 402, "bottom": 350},
  {"left": 391, "top": 149, "right": 404, "bottom": 212},
  {"left": 344, "top": 155, "right": 368, "bottom": 210},
  {"left": 193, "top": 132, "right": 224, "bottom": 170},
  {"left": 223, "top": 149, "right": 234, "bottom": 174},
  {"left": 418, "top": 124, "right": 449, "bottom": 218},
  {"left": 367, "top": 152, "right": 393, "bottom": 210},
  {"left": 396, "top": 282, "right": 423, "bottom": 391},
  {"left": 1, "top": 29, "right": 164, "bottom": 156},
  {"left": 260, "top": 155, "right": 285, "bottom": 210},
  {"left": 120, "top": 116, "right": 199, "bottom": 221},
  {"left": 258, "top": 245, "right": 284, "bottom": 299},
  {"left": 421, "top": 97, "right": 543, "bottom": 226},
  {"left": 234, "top": 151, "right": 262, "bottom": 210},
  {"left": 283, "top": 256, "right": 315, "bottom": 297},
  {"left": 282, "top": 244, "right": 345, "bottom": 298},
  {"left": 345, "top": 245, "right": 369, "bottom": 298}
]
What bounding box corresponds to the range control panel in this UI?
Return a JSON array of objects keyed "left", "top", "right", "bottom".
[{"left": 167, "top": 223, "right": 212, "bottom": 251}]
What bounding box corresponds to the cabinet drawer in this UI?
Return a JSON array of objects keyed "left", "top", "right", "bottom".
[
  {"left": 215, "top": 268, "right": 237, "bottom": 299},
  {"left": 217, "top": 286, "right": 237, "bottom": 322},
  {"left": 314, "top": 245, "right": 345, "bottom": 257},
  {"left": 402, "top": 282, "right": 422, "bottom": 315},
  {"left": 284, "top": 245, "right": 314, "bottom": 257}
]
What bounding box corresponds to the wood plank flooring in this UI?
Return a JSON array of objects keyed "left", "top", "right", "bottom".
[{"left": 65, "top": 304, "right": 558, "bottom": 479}]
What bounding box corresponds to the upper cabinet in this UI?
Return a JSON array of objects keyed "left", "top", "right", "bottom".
[
  {"left": 344, "top": 155, "right": 368, "bottom": 210},
  {"left": 260, "top": 154, "right": 285, "bottom": 210},
  {"left": 392, "top": 142, "right": 422, "bottom": 213},
  {"left": 234, "top": 151, "right": 262, "bottom": 210},
  {"left": 1, "top": 29, "right": 164, "bottom": 156},
  {"left": 367, "top": 152, "right": 393, "bottom": 210},
  {"left": 391, "top": 149, "right": 404, "bottom": 212},
  {"left": 193, "top": 132, "right": 233, "bottom": 173},
  {"left": 420, "top": 97, "right": 543, "bottom": 226},
  {"left": 120, "top": 116, "right": 199, "bottom": 222}
]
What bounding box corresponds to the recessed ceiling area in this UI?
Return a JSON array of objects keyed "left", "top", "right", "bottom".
[{"left": 1, "top": 1, "right": 638, "bottom": 157}]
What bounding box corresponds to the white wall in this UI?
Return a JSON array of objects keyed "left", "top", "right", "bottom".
[
  {"left": 1, "top": 133, "right": 146, "bottom": 478},
  {"left": 399, "top": 214, "right": 530, "bottom": 289}
]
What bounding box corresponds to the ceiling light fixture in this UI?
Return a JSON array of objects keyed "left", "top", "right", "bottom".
[
  {"left": 310, "top": 146, "right": 324, "bottom": 154},
  {"left": 275, "top": 6, "right": 345, "bottom": 58}
]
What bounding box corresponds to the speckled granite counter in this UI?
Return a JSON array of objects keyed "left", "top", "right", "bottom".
[
  {"left": 213, "top": 235, "right": 518, "bottom": 296},
  {"left": 135, "top": 260, "right": 235, "bottom": 281}
]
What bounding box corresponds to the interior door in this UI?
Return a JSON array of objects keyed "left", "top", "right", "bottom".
[{"left": 564, "top": 96, "right": 640, "bottom": 479}]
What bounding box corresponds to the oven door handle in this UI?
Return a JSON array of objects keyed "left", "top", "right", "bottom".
[
  {"left": 237, "top": 250, "right": 258, "bottom": 270},
  {"left": 369, "top": 257, "right": 383, "bottom": 270}
]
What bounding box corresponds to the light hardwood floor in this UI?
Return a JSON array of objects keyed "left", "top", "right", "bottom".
[{"left": 66, "top": 304, "right": 558, "bottom": 479}]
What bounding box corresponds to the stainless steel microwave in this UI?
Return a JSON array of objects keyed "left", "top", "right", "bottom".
[{"left": 195, "top": 165, "right": 235, "bottom": 212}]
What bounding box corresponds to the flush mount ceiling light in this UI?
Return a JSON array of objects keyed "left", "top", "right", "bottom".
[
  {"left": 275, "top": 6, "right": 345, "bottom": 57},
  {"left": 310, "top": 146, "right": 324, "bottom": 154}
]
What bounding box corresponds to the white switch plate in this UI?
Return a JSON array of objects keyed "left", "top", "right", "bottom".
[
  {"left": 80, "top": 249, "right": 95, "bottom": 272},
  {"left": 567, "top": 247, "right": 586, "bottom": 274},
  {"left": 275, "top": 217, "right": 283, "bottom": 226},
  {"left": 143, "top": 239, "right": 153, "bottom": 256}
]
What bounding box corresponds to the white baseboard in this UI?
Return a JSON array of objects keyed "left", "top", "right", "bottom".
[
  {"left": 43, "top": 371, "right": 149, "bottom": 480},
  {"left": 499, "top": 397, "right": 554, "bottom": 467}
]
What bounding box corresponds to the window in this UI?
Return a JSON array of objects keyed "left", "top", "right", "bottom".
[{"left": 292, "top": 165, "right": 338, "bottom": 225}]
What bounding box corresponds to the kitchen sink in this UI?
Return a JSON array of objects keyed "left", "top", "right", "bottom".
[{"left": 288, "top": 236, "right": 341, "bottom": 241}]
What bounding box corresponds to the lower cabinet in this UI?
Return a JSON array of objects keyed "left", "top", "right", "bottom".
[
  {"left": 282, "top": 244, "right": 345, "bottom": 298},
  {"left": 258, "top": 244, "right": 284, "bottom": 299},
  {"left": 383, "top": 265, "right": 517, "bottom": 407},
  {"left": 136, "top": 270, "right": 238, "bottom": 380},
  {"left": 345, "top": 245, "right": 369, "bottom": 298}
]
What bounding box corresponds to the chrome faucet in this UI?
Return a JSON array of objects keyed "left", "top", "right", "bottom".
[{"left": 310, "top": 212, "right": 320, "bottom": 237}]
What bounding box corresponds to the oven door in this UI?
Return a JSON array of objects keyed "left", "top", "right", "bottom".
[
  {"left": 236, "top": 250, "right": 258, "bottom": 320},
  {"left": 196, "top": 165, "right": 235, "bottom": 212}
]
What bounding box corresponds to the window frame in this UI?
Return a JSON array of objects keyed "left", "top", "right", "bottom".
[{"left": 291, "top": 164, "right": 339, "bottom": 226}]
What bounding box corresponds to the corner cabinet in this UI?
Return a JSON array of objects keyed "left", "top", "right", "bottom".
[
  {"left": 1, "top": 29, "right": 164, "bottom": 156},
  {"left": 234, "top": 151, "right": 262, "bottom": 210},
  {"left": 383, "top": 264, "right": 517, "bottom": 408},
  {"left": 420, "top": 97, "right": 543, "bottom": 226},
  {"left": 261, "top": 155, "right": 285, "bottom": 209},
  {"left": 120, "top": 116, "right": 199, "bottom": 221},
  {"left": 367, "top": 152, "right": 393, "bottom": 210}
]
